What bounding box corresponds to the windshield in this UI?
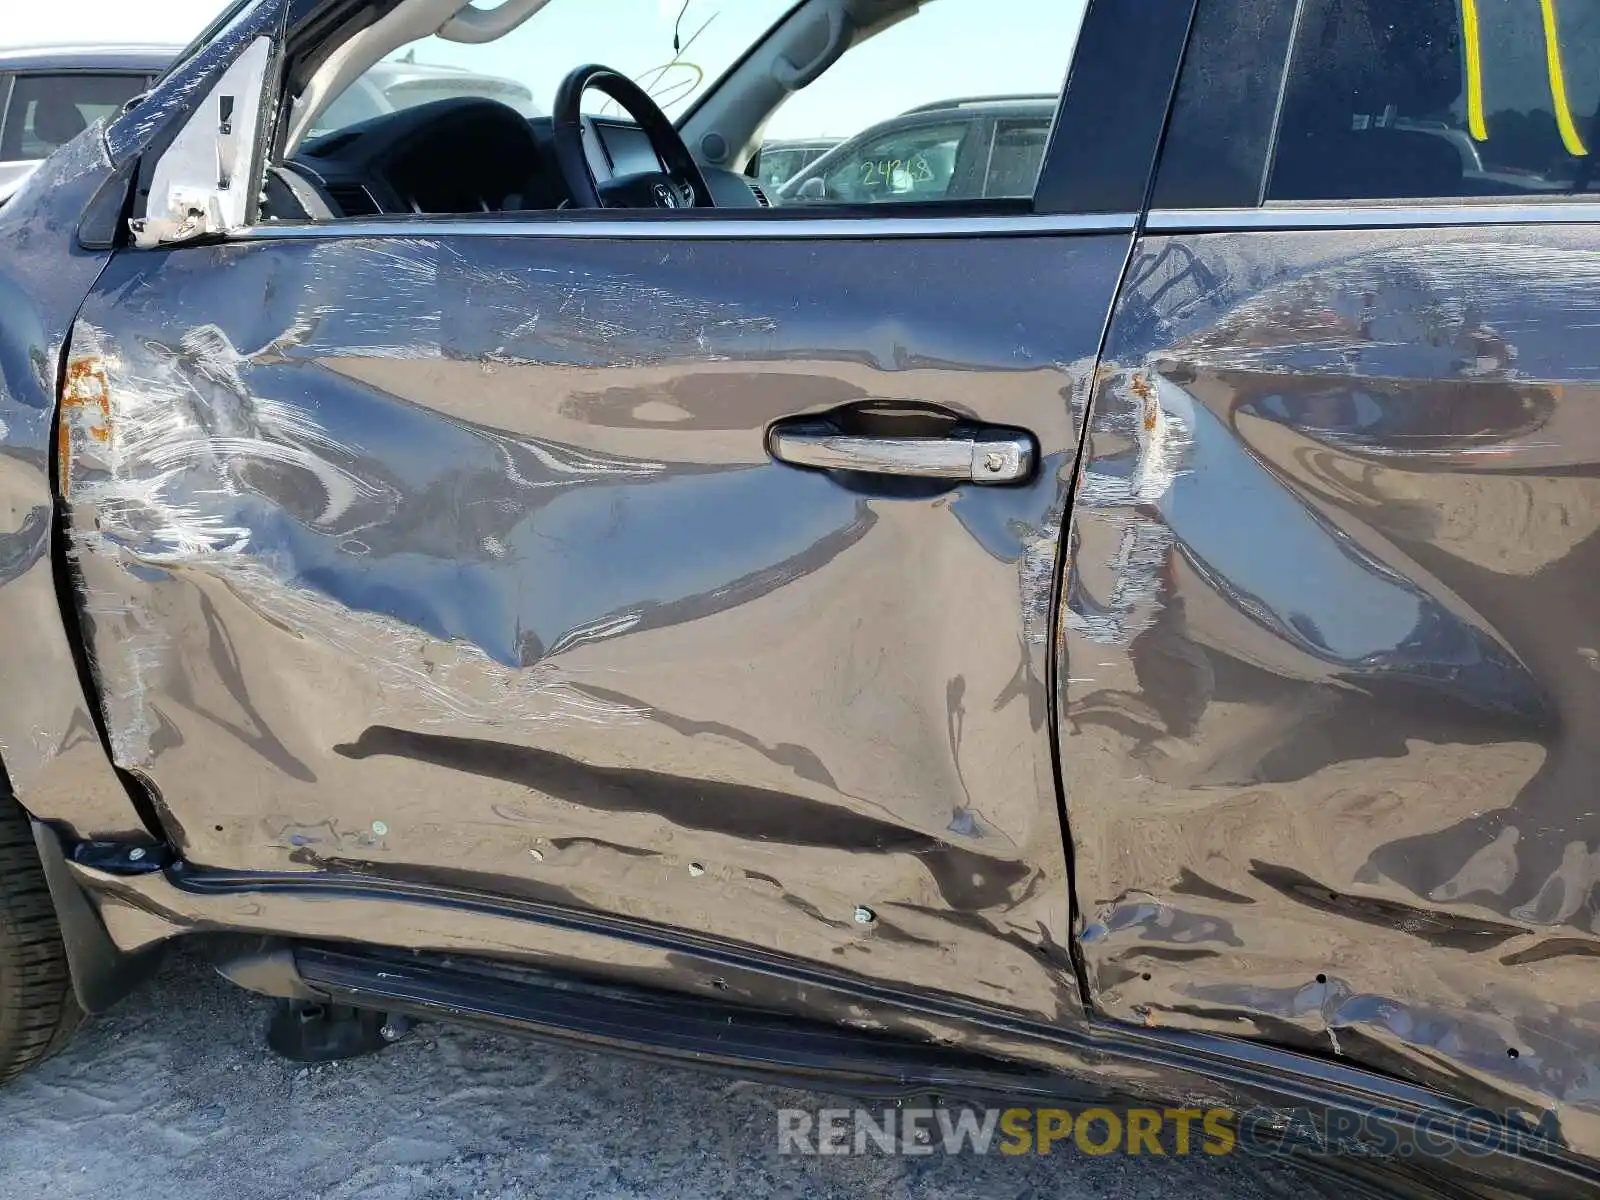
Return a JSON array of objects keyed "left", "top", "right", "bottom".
[{"left": 317, "top": 0, "right": 800, "bottom": 135}]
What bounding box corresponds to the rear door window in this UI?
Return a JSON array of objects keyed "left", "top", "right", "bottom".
[
  {"left": 812, "top": 123, "right": 970, "bottom": 203},
  {"left": 1268, "top": 0, "right": 1600, "bottom": 200},
  {"left": 1, "top": 73, "right": 150, "bottom": 160},
  {"left": 756, "top": 147, "right": 809, "bottom": 188},
  {"left": 755, "top": 145, "right": 832, "bottom": 189},
  {"left": 984, "top": 118, "right": 1052, "bottom": 197}
]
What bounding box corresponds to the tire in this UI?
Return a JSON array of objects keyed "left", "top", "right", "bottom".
[{"left": 0, "top": 795, "right": 81, "bottom": 1084}]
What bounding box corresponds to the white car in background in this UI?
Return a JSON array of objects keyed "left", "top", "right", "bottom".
[
  {"left": 0, "top": 44, "right": 538, "bottom": 204},
  {"left": 0, "top": 45, "right": 174, "bottom": 204},
  {"left": 307, "top": 55, "right": 542, "bottom": 138}
]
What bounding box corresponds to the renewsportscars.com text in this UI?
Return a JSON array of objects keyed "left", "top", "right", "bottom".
[{"left": 777, "top": 1104, "right": 1561, "bottom": 1159}]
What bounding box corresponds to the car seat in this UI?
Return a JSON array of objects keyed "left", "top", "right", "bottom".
[{"left": 31, "top": 97, "right": 89, "bottom": 152}]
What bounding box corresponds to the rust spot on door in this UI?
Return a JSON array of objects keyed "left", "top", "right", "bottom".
[{"left": 59, "top": 354, "right": 112, "bottom": 489}]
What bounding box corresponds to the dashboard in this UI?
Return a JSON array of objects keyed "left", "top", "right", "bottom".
[
  {"left": 589, "top": 118, "right": 666, "bottom": 180},
  {"left": 272, "top": 97, "right": 763, "bottom": 219}
]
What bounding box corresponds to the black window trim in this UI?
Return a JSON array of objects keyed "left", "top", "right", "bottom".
[
  {"left": 0, "top": 75, "right": 14, "bottom": 157},
  {"left": 1146, "top": 0, "right": 1301, "bottom": 210},
  {"left": 978, "top": 117, "right": 1001, "bottom": 199},
  {"left": 1256, "top": 0, "right": 1309, "bottom": 206},
  {"left": 1032, "top": 0, "right": 1201, "bottom": 214}
]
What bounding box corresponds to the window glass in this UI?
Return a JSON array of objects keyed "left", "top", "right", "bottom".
[
  {"left": 306, "top": 69, "right": 542, "bottom": 140},
  {"left": 802, "top": 123, "right": 967, "bottom": 204},
  {"left": 1, "top": 73, "right": 149, "bottom": 160},
  {"left": 984, "top": 118, "right": 1052, "bottom": 197},
  {"left": 754, "top": 143, "right": 834, "bottom": 189},
  {"left": 317, "top": 0, "right": 801, "bottom": 136},
  {"left": 1269, "top": 0, "right": 1600, "bottom": 200},
  {"left": 381, "top": 77, "right": 538, "bottom": 115},
  {"left": 296, "top": 0, "right": 1084, "bottom": 216},
  {"left": 767, "top": 0, "right": 1078, "bottom": 206},
  {"left": 310, "top": 81, "right": 390, "bottom": 138}
]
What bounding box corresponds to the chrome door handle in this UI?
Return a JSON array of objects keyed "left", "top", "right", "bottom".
[{"left": 766, "top": 422, "right": 1036, "bottom": 485}]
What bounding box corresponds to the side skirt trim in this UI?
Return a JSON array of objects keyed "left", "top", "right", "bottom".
[
  {"left": 293, "top": 942, "right": 1104, "bottom": 1102},
  {"left": 70, "top": 859, "right": 1599, "bottom": 1197}
]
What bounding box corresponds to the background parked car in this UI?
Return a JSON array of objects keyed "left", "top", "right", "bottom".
[
  {"left": 0, "top": 46, "right": 541, "bottom": 205},
  {"left": 750, "top": 137, "right": 837, "bottom": 189},
  {"left": 307, "top": 55, "right": 542, "bottom": 139},
  {"left": 774, "top": 94, "right": 1055, "bottom": 204},
  {"left": 0, "top": 45, "right": 174, "bottom": 205},
  {"left": 10, "top": 0, "right": 1600, "bottom": 1193}
]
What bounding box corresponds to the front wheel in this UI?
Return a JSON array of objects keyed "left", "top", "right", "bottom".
[{"left": 0, "top": 795, "right": 81, "bottom": 1083}]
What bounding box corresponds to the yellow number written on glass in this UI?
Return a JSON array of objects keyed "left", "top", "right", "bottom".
[{"left": 858, "top": 154, "right": 937, "bottom": 188}]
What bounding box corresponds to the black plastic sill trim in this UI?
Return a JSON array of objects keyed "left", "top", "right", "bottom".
[{"left": 164, "top": 864, "right": 1598, "bottom": 1194}]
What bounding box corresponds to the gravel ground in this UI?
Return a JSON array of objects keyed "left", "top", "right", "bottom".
[{"left": 0, "top": 953, "right": 1348, "bottom": 1199}]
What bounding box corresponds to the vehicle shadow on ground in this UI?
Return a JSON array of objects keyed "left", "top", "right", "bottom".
[{"left": 0, "top": 951, "right": 1337, "bottom": 1199}]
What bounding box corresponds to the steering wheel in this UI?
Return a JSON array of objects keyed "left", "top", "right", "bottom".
[{"left": 551, "top": 64, "right": 714, "bottom": 210}]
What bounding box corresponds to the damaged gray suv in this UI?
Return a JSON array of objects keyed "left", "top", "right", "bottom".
[{"left": 1, "top": 0, "right": 1599, "bottom": 1195}]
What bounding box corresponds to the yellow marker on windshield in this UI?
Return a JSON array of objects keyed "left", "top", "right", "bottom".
[
  {"left": 1460, "top": 0, "right": 1487, "bottom": 141},
  {"left": 1541, "top": 0, "right": 1588, "bottom": 157}
]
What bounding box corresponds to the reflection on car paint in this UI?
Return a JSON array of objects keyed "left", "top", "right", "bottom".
[
  {"left": 60, "top": 229, "right": 1129, "bottom": 1021},
  {"left": 1061, "top": 227, "right": 1600, "bottom": 1150}
]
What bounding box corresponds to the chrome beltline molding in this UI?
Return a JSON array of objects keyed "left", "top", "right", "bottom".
[
  {"left": 235, "top": 211, "right": 1139, "bottom": 241},
  {"left": 1147, "top": 202, "right": 1600, "bottom": 231},
  {"left": 230, "top": 204, "right": 1600, "bottom": 241}
]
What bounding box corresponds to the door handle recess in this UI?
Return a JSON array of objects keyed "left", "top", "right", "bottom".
[{"left": 767, "top": 422, "right": 1036, "bottom": 485}]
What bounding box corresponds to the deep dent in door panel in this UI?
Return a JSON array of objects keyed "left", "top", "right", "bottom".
[
  {"left": 0, "top": 0, "right": 288, "bottom": 843},
  {"left": 0, "top": 126, "right": 142, "bottom": 838},
  {"left": 62, "top": 232, "right": 1129, "bottom": 1018},
  {"left": 1061, "top": 227, "right": 1600, "bottom": 1145}
]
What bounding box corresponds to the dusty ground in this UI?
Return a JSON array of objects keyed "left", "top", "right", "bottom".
[{"left": 0, "top": 952, "right": 1346, "bottom": 1199}]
